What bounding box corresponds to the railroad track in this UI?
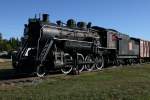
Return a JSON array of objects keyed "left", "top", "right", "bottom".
[{"left": 0, "top": 63, "right": 148, "bottom": 86}]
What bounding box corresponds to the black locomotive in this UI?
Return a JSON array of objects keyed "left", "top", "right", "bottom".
[{"left": 12, "top": 14, "right": 149, "bottom": 77}]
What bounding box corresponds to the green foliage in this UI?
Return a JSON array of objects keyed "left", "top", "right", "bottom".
[
  {"left": 0, "top": 33, "right": 20, "bottom": 51},
  {"left": 0, "top": 33, "right": 2, "bottom": 40}
]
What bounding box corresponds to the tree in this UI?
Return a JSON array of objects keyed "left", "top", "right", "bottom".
[
  {"left": 9, "top": 37, "right": 20, "bottom": 50},
  {"left": 0, "top": 33, "right": 21, "bottom": 52},
  {"left": 0, "top": 33, "right": 2, "bottom": 40}
]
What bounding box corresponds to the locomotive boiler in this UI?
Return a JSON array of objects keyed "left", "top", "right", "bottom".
[{"left": 12, "top": 14, "right": 106, "bottom": 77}]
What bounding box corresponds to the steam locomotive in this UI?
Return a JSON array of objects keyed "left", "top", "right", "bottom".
[{"left": 12, "top": 14, "right": 150, "bottom": 77}]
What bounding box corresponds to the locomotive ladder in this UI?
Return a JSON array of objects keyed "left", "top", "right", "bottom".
[{"left": 38, "top": 39, "right": 54, "bottom": 64}]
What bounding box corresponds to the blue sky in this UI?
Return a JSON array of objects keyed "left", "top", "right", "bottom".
[{"left": 0, "top": 0, "right": 150, "bottom": 40}]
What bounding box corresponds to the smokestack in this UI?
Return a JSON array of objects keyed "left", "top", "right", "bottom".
[{"left": 42, "top": 14, "right": 49, "bottom": 22}]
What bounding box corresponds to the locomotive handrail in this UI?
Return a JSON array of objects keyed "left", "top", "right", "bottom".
[
  {"left": 45, "top": 24, "right": 98, "bottom": 34},
  {"left": 53, "top": 37, "right": 93, "bottom": 43}
]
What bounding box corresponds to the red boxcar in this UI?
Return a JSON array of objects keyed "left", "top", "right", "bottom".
[{"left": 140, "top": 40, "right": 150, "bottom": 58}]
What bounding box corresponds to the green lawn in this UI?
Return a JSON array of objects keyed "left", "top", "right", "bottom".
[{"left": 0, "top": 64, "right": 150, "bottom": 100}]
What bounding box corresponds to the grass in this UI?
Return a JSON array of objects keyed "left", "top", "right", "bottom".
[{"left": 0, "top": 63, "right": 150, "bottom": 99}]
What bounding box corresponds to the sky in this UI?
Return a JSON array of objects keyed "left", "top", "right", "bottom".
[{"left": 0, "top": 0, "right": 150, "bottom": 40}]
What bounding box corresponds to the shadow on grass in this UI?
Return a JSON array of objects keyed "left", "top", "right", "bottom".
[
  {"left": 0, "top": 68, "right": 35, "bottom": 81},
  {"left": 0, "top": 69, "right": 16, "bottom": 80},
  {"left": 0, "top": 68, "right": 62, "bottom": 81}
]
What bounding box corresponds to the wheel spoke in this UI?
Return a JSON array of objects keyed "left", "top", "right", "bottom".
[
  {"left": 61, "top": 53, "right": 73, "bottom": 74},
  {"left": 95, "top": 56, "right": 104, "bottom": 70},
  {"left": 36, "top": 65, "right": 46, "bottom": 77},
  {"left": 85, "top": 54, "right": 95, "bottom": 71},
  {"left": 77, "top": 53, "right": 84, "bottom": 72}
]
